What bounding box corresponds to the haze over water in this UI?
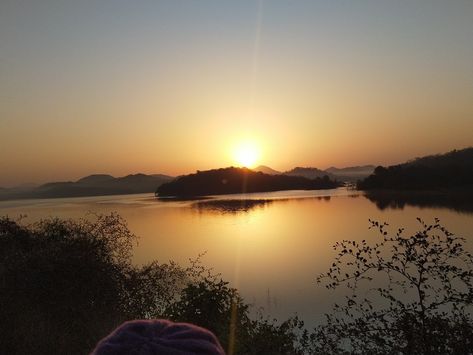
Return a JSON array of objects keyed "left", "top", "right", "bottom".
[{"left": 2, "top": 188, "right": 472, "bottom": 325}]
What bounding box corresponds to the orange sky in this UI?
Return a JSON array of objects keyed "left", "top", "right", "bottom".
[{"left": 1, "top": 1, "right": 473, "bottom": 186}]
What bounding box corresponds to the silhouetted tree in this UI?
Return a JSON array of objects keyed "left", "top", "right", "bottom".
[
  {"left": 0, "top": 214, "right": 307, "bottom": 354},
  {"left": 313, "top": 218, "right": 473, "bottom": 354},
  {"left": 166, "top": 276, "right": 308, "bottom": 355},
  {"left": 0, "top": 214, "right": 196, "bottom": 354}
]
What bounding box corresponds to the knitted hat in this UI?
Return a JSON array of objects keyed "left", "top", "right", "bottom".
[{"left": 91, "top": 319, "right": 225, "bottom": 355}]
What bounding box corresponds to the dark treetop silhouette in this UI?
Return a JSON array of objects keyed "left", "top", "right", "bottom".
[
  {"left": 2, "top": 213, "right": 472, "bottom": 354},
  {"left": 357, "top": 147, "right": 473, "bottom": 213},
  {"left": 155, "top": 167, "right": 341, "bottom": 198},
  {"left": 313, "top": 218, "right": 473, "bottom": 354},
  {"left": 0, "top": 214, "right": 308, "bottom": 355},
  {"left": 357, "top": 147, "right": 473, "bottom": 191}
]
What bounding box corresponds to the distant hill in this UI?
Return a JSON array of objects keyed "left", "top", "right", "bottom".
[
  {"left": 76, "top": 174, "right": 115, "bottom": 185},
  {"left": 156, "top": 167, "right": 341, "bottom": 197},
  {"left": 0, "top": 173, "right": 173, "bottom": 200},
  {"left": 253, "top": 164, "right": 375, "bottom": 182},
  {"left": 253, "top": 165, "right": 282, "bottom": 175},
  {"left": 284, "top": 167, "right": 334, "bottom": 180},
  {"left": 151, "top": 174, "right": 173, "bottom": 179},
  {"left": 357, "top": 148, "right": 473, "bottom": 190},
  {"left": 325, "top": 165, "right": 375, "bottom": 182}
]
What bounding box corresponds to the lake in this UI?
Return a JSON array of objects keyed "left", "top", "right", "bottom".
[{"left": 1, "top": 187, "right": 472, "bottom": 326}]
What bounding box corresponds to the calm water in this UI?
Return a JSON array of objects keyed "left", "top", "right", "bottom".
[{"left": 1, "top": 187, "right": 472, "bottom": 326}]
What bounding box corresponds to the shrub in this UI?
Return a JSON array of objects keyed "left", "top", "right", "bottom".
[
  {"left": 314, "top": 218, "right": 473, "bottom": 354},
  {"left": 0, "top": 214, "right": 306, "bottom": 354},
  {"left": 0, "top": 214, "right": 188, "bottom": 354}
]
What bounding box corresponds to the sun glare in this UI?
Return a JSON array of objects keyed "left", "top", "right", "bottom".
[{"left": 233, "top": 141, "right": 260, "bottom": 168}]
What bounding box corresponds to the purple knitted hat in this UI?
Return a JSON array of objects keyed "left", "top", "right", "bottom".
[{"left": 91, "top": 319, "right": 225, "bottom": 355}]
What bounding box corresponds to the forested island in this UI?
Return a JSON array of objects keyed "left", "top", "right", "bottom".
[
  {"left": 156, "top": 167, "right": 341, "bottom": 197},
  {"left": 357, "top": 148, "right": 473, "bottom": 213},
  {"left": 357, "top": 147, "right": 473, "bottom": 190}
]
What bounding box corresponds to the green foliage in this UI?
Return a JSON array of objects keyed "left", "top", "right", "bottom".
[
  {"left": 249, "top": 316, "right": 309, "bottom": 355},
  {"left": 314, "top": 218, "right": 473, "bottom": 354},
  {"left": 0, "top": 214, "right": 190, "bottom": 354},
  {"left": 166, "top": 276, "right": 308, "bottom": 355},
  {"left": 9, "top": 212, "right": 469, "bottom": 354},
  {"left": 166, "top": 278, "right": 251, "bottom": 353},
  {"left": 0, "top": 214, "right": 306, "bottom": 354}
]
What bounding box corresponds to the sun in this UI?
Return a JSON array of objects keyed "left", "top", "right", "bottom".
[{"left": 233, "top": 141, "right": 260, "bottom": 168}]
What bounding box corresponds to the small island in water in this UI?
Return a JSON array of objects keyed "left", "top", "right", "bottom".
[
  {"left": 356, "top": 147, "right": 473, "bottom": 213},
  {"left": 156, "top": 167, "right": 342, "bottom": 198}
]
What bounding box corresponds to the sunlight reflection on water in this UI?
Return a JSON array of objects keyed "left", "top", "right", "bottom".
[{"left": 1, "top": 188, "right": 472, "bottom": 326}]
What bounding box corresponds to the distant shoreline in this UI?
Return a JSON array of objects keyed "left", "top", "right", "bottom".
[{"left": 0, "top": 173, "right": 173, "bottom": 202}]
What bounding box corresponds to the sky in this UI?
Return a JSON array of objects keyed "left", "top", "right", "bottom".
[{"left": 1, "top": 0, "right": 472, "bottom": 186}]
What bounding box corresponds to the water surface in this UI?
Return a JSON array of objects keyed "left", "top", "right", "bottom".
[{"left": 1, "top": 187, "right": 472, "bottom": 326}]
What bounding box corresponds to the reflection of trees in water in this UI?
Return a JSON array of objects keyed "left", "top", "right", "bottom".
[
  {"left": 192, "top": 195, "right": 337, "bottom": 214},
  {"left": 364, "top": 190, "right": 473, "bottom": 214},
  {"left": 192, "top": 199, "right": 273, "bottom": 214}
]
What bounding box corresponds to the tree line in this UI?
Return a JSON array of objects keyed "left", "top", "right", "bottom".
[
  {"left": 1, "top": 213, "right": 473, "bottom": 354},
  {"left": 156, "top": 167, "right": 341, "bottom": 197}
]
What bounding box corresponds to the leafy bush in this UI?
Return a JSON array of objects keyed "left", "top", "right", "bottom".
[
  {"left": 0, "top": 214, "right": 305, "bottom": 354},
  {"left": 6, "top": 213, "right": 469, "bottom": 354},
  {"left": 0, "top": 213, "right": 188, "bottom": 354},
  {"left": 166, "top": 276, "right": 308, "bottom": 355},
  {"left": 314, "top": 218, "right": 473, "bottom": 354}
]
